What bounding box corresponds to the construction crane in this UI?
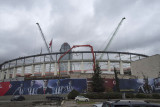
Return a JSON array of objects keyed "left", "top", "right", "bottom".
[
  {"left": 99, "top": 17, "right": 126, "bottom": 60},
  {"left": 36, "top": 23, "right": 54, "bottom": 61}
]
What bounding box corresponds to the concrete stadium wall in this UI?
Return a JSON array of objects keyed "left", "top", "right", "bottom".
[
  {"left": 70, "top": 73, "right": 136, "bottom": 79},
  {"left": 131, "top": 54, "right": 160, "bottom": 78}
]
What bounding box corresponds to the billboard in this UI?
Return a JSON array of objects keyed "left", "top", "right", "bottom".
[
  {"left": 1, "top": 78, "right": 160, "bottom": 96},
  {"left": 0, "top": 79, "right": 87, "bottom": 96},
  {"left": 119, "top": 78, "right": 160, "bottom": 93}
]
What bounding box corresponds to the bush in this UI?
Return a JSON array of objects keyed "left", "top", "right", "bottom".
[
  {"left": 81, "top": 92, "right": 122, "bottom": 99},
  {"left": 68, "top": 89, "right": 79, "bottom": 99},
  {"left": 135, "top": 93, "right": 147, "bottom": 98},
  {"left": 126, "top": 93, "right": 135, "bottom": 98},
  {"left": 81, "top": 92, "right": 160, "bottom": 99},
  {"left": 145, "top": 94, "right": 152, "bottom": 99},
  {"left": 106, "top": 92, "right": 122, "bottom": 99},
  {"left": 152, "top": 94, "right": 160, "bottom": 99}
]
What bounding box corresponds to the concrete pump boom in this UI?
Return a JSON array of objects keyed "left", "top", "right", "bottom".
[
  {"left": 36, "top": 23, "right": 54, "bottom": 61},
  {"left": 99, "top": 17, "right": 126, "bottom": 60},
  {"left": 58, "top": 45, "right": 96, "bottom": 77}
]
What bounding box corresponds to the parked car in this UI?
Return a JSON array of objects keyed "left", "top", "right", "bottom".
[
  {"left": 75, "top": 96, "right": 89, "bottom": 102},
  {"left": 10, "top": 95, "right": 25, "bottom": 101},
  {"left": 102, "top": 100, "right": 160, "bottom": 107}
]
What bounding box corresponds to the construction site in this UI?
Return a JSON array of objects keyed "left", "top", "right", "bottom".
[{"left": 0, "top": 17, "right": 160, "bottom": 98}]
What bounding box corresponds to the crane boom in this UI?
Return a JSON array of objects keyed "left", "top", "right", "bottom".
[
  {"left": 99, "top": 17, "right": 125, "bottom": 60},
  {"left": 36, "top": 23, "right": 54, "bottom": 61}
]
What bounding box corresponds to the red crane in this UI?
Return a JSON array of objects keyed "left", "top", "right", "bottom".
[{"left": 57, "top": 45, "right": 96, "bottom": 77}]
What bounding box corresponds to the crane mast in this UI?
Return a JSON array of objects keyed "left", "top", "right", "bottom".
[
  {"left": 99, "top": 17, "right": 126, "bottom": 60},
  {"left": 36, "top": 23, "right": 54, "bottom": 61}
]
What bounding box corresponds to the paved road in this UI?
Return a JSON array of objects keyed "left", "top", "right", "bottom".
[
  {"left": 61, "top": 100, "right": 94, "bottom": 107},
  {"left": 0, "top": 99, "right": 160, "bottom": 107},
  {"left": 0, "top": 100, "right": 96, "bottom": 107}
]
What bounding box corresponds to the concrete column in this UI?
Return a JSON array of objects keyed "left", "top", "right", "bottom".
[
  {"left": 41, "top": 63, "right": 46, "bottom": 76},
  {"left": 6, "top": 69, "right": 10, "bottom": 79},
  {"left": 120, "top": 61, "right": 124, "bottom": 74},
  {"left": 67, "top": 61, "right": 70, "bottom": 75},
  {"left": 54, "top": 63, "right": 57, "bottom": 76},
  {"left": 107, "top": 60, "right": 111, "bottom": 72},
  {"left": 0, "top": 72, "right": 1, "bottom": 80},
  {"left": 31, "top": 65, "right": 35, "bottom": 76},
  {"left": 0, "top": 71, "right": 4, "bottom": 80},
  {"left": 81, "top": 61, "right": 84, "bottom": 73},
  {"left": 21, "top": 66, "right": 25, "bottom": 76},
  {"left": 12, "top": 67, "right": 17, "bottom": 78}
]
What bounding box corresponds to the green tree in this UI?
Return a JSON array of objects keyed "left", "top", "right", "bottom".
[
  {"left": 91, "top": 64, "right": 105, "bottom": 92},
  {"left": 68, "top": 89, "right": 80, "bottom": 99},
  {"left": 114, "top": 67, "right": 120, "bottom": 92}
]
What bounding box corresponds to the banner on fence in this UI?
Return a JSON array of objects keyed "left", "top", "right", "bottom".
[
  {"left": 0, "top": 79, "right": 87, "bottom": 96},
  {"left": 1, "top": 78, "right": 160, "bottom": 96}
]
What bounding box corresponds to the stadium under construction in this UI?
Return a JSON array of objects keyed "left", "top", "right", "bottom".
[
  {"left": 0, "top": 42, "right": 149, "bottom": 81},
  {"left": 0, "top": 42, "right": 160, "bottom": 96},
  {"left": 0, "top": 18, "right": 160, "bottom": 96}
]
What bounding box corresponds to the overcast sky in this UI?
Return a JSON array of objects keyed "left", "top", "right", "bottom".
[{"left": 0, "top": 0, "right": 160, "bottom": 63}]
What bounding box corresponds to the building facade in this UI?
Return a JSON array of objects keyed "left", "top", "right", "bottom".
[
  {"left": 131, "top": 54, "right": 160, "bottom": 78},
  {"left": 59, "top": 42, "right": 72, "bottom": 73}
]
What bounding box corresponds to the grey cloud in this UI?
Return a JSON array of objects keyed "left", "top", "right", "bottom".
[
  {"left": 0, "top": 0, "right": 160, "bottom": 64},
  {"left": 91, "top": 0, "right": 160, "bottom": 55},
  {"left": 0, "top": 20, "right": 44, "bottom": 63},
  {"left": 0, "top": 0, "right": 44, "bottom": 10},
  {"left": 93, "top": 0, "right": 136, "bottom": 19}
]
